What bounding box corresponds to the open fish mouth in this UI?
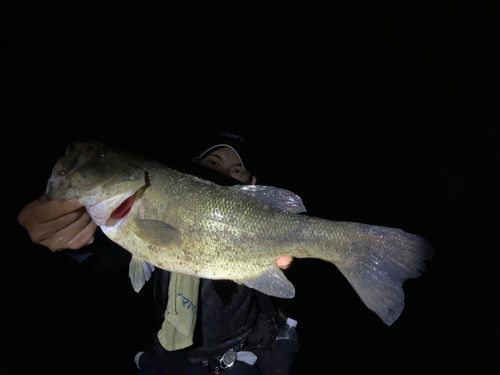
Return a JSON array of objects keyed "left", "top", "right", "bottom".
[
  {"left": 85, "top": 190, "right": 139, "bottom": 226},
  {"left": 111, "top": 195, "right": 135, "bottom": 219}
]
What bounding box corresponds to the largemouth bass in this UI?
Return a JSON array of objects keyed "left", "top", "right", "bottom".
[{"left": 46, "top": 142, "right": 433, "bottom": 325}]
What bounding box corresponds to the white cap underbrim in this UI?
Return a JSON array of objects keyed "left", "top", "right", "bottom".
[{"left": 199, "top": 144, "right": 246, "bottom": 170}]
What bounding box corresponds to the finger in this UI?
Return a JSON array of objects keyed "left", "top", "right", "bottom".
[
  {"left": 277, "top": 256, "right": 294, "bottom": 270},
  {"left": 66, "top": 219, "right": 98, "bottom": 250},
  {"left": 18, "top": 195, "right": 49, "bottom": 227},
  {"left": 29, "top": 208, "right": 88, "bottom": 243},
  {"left": 41, "top": 211, "right": 97, "bottom": 251},
  {"left": 33, "top": 194, "right": 85, "bottom": 222}
]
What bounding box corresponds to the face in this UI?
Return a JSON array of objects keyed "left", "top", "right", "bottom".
[{"left": 198, "top": 147, "right": 257, "bottom": 185}]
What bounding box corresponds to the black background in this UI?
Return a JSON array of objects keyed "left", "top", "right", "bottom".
[{"left": 2, "top": 0, "right": 499, "bottom": 374}]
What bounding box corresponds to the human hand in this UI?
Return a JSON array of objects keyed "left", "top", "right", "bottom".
[
  {"left": 277, "top": 256, "right": 294, "bottom": 270},
  {"left": 18, "top": 194, "right": 97, "bottom": 252}
]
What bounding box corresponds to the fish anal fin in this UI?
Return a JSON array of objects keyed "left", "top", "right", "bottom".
[
  {"left": 129, "top": 256, "right": 155, "bottom": 292},
  {"left": 238, "top": 265, "right": 295, "bottom": 298},
  {"left": 133, "top": 219, "right": 181, "bottom": 247}
]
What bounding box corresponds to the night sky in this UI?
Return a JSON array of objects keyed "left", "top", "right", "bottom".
[{"left": 3, "top": 1, "right": 499, "bottom": 374}]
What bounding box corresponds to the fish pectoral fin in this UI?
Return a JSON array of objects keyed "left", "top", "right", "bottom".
[
  {"left": 238, "top": 265, "right": 295, "bottom": 298},
  {"left": 133, "top": 219, "right": 182, "bottom": 247},
  {"left": 129, "top": 256, "right": 155, "bottom": 293}
]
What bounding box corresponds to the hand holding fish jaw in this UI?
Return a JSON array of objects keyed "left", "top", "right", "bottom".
[{"left": 18, "top": 194, "right": 97, "bottom": 252}]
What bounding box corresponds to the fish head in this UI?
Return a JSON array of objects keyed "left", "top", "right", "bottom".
[{"left": 46, "top": 142, "right": 147, "bottom": 225}]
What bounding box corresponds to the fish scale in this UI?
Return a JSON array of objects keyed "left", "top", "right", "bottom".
[{"left": 47, "top": 142, "right": 433, "bottom": 326}]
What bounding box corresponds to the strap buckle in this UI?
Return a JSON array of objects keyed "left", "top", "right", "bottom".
[{"left": 211, "top": 339, "right": 248, "bottom": 375}]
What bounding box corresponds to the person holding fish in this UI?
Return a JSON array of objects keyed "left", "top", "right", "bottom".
[{"left": 18, "top": 132, "right": 299, "bottom": 375}]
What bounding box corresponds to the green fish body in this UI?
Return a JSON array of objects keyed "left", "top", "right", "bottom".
[{"left": 47, "top": 142, "right": 433, "bottom": 325}]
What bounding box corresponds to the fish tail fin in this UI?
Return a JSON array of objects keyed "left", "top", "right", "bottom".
[{"left": 333, "top": 223, "right": 434, "bottom": 325}]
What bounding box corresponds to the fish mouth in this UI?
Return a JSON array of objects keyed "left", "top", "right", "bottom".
[{"left": 110, "top": 195, "right": 135, "bottom": 219}]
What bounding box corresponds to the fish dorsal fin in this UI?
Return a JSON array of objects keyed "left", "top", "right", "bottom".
[
  {"left": 238, "top": 265, "right": 295, "bottom": 298},
  {"left": 129, "top": 256, "right": 155, "bottom": 292},
  {"left": 233, "top": 185, "right": 306, "bottom": 213},
  {"left": 132, "top": 219, "right": 182, "bottom": 247}
]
